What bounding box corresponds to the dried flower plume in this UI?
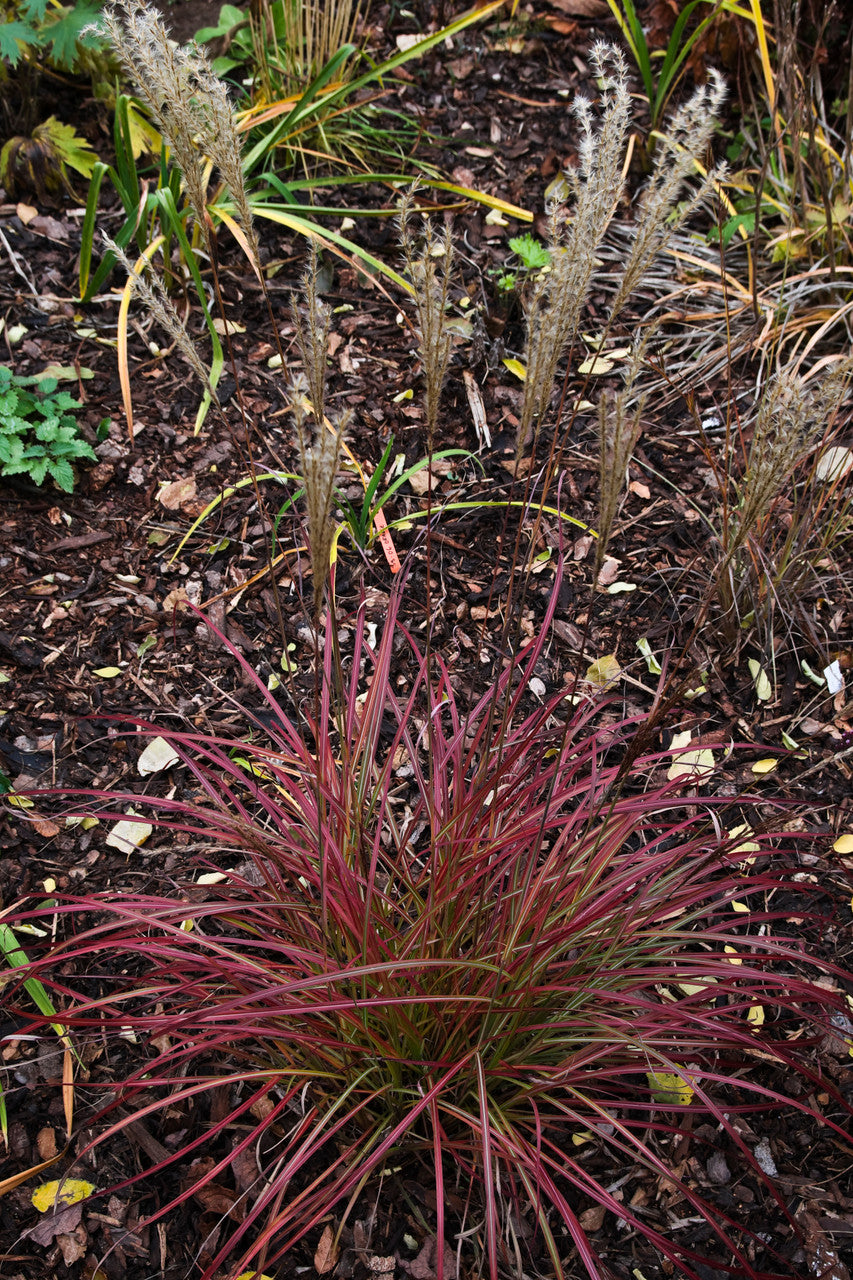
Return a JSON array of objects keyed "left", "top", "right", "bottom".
[
  {"left": 399, "top": 190, "right": 455, "bottom": 445},
  {"left": 291, "top": 246, "right": 332, "bottom": 429},
  {"left": 517, "top": 42, "right": 632, "bottom": 455},
  {"left": 595, "top": 339, "right": 647, "bottom": 580},
  {"left": 292, "top": 383, "right": 344, "bottom": 621},
  {"left": 106, "top": 234, "right": 218, "bottom": 404},
  {"left": 100, "top": 1, "right": 258, "bottom": 265}
]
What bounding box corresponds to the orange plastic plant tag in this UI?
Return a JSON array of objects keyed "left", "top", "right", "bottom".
[{"left": 373, "top": 507, "right": 401, "bottom": 574}]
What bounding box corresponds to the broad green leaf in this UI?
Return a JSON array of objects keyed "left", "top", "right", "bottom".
[{"left": 0, "top": 21, "right": 37, "bottom": 67}]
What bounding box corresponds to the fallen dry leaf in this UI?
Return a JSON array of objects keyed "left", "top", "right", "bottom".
[
  {"left": 547, "top": 0, "right": 609, "bottom": 13},
  {"left": 157, "top": 477, "right": 197, "bottom": 511},
  {"left": 578, "top": 1203, "right": 606, "bottom": 1232},
  {"left": 36, "top": 1127, "right": 58, "bottom": 1161},
  {"left": 27, "top": 1202, "right": 84, "bottom": 1247},
  {"left": 56, "top": 1223, "right": 88, "bottom": 1265},
  {"left": 595, "top": 554, "right": 621, "bottom": 588},
  {"left": 314, "top": 1223, "right": 340, "bottom": 1274}
]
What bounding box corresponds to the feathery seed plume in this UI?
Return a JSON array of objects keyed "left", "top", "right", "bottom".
[
  {"left": 609, "top": 72, "right": 728, "bottom": 322},
  {"left": 292, "top": 246, "right": 332, "bottom": 430},
  {"left": 517, "top": 43, "right": 632, "bottom": 455},
  {"left": 399, "top": 189, "right": 455, "bottom": 445},
  {"left": 100, "top": 1, "right": 258, "bottom": 265},
  {"left": 291, "top": 382, "right": 344, "bottom": 622},
  {"left": 105, "top": 234, "right": 218, "bottom": 404}
]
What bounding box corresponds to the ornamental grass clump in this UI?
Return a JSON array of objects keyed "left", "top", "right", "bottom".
[
  {"left": 708, "top": 357, "right": 853, "bottom": 655},
  {"left": 7, "top": 577, "right": 852, "bottom": 1280},
  {"left": 517, "top": 47, "right": 726, "bottom": 457}
]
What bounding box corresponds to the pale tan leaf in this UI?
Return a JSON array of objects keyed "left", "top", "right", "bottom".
[{"left": 314, "top": 1224, "right": 340, "bottom": 1275}]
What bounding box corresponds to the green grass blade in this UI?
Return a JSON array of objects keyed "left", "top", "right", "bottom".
[
  {"left": 78, "top": 161, "right": 106, "bottom": 300},
  {"left": 0, "top": 920, "right": 64, "bottom": 1031}
]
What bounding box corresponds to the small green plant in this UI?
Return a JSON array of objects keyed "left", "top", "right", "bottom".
[
  {"left": 0, "top": 0, "right": 109, "bottom": 176},
  {"left": 0, "top": 366, "right": 96, "bottom": 492},
  {"left": 0, "top": 113, "right": 99, "bottom": 199},
  {"left": 494, "top": 231, "right": 550, "bottom": 292},
  {"left": 332, "top": 434, "right": 472, "bottom": 550}
]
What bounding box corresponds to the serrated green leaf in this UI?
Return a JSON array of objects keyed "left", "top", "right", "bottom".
[
  {"left": 41, "top": 4, "right": 103, "bottom": 70},
  {"left": 47, "top": 458, "right": 74, "bottom": 492},
  {"left": 36, "top": 116, "right": 99, "bottom": 176},
  {"left": 20, "top": 0, "right": 50, "bottom": 22},
  {"left": 0, "top": 20, "right": 37, "bottom": 67}
]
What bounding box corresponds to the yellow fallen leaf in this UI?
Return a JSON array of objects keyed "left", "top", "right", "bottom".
[
  {"left": 571, "top": 1131, "right": 595, "bottom": 1146},
  {"left": 724, "top": 945, "right": 742, "bottom": 965},
  {"left": 751, "top": 758, "right": 778, "bottom": 775},
  {"left": 502, "top": 357, "right": 526, "bottom": 381},
  {"left": 578, "top": 354, "right": 614, "bottom": 375},
  {"left": 728, "top": 823, "right": 759, "bottom": 862},
  {"left": 105, "top": 813, "right": 153, "bottom": 853},
  {"left": 585, "top": 653, "right": 621, "bottom": 688},
  {"left": 93, "top": 666, "right": 122, "bottom": 678},
  {"left": 32, "top": 1177, "right": 95, "bottom": 1213},
  {"left": 578, "top": 346, "right": 630, "bottom": 376},
  {"left": 6, "top": 791, "right": 34, "bottom": 809},
  {"left": 677, "top": 978, "right": 717, "bottom": 996},
  {"left": 646, "top": 1070, "right": 694, "bottom": 1106},
  {"left": 731, "top": 900, "right": 750, "bottom": 913},
  {"left": 833, "top": 834, "right": 853, "bottom": 854},
  {"left": 747, "top": 1004, "right": 765, "bottom": 1027}
]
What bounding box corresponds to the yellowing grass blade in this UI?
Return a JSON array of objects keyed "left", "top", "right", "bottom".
[
  {"left": 62, "top": 1045, "right": 74, "bottom": 1139},
  {"left": 0, "top": 1148, "right": 68, "bottom": 1198},
  {"left": 118, "top": 235, "right": 166, "bottom": 442}
]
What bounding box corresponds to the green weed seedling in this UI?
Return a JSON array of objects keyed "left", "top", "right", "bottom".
[
  {"left": 495, "top": 232, "right": 550, "bottom": 292},
  {"left": 0, "top": 367, "right": 97, "bottom": 493}
]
